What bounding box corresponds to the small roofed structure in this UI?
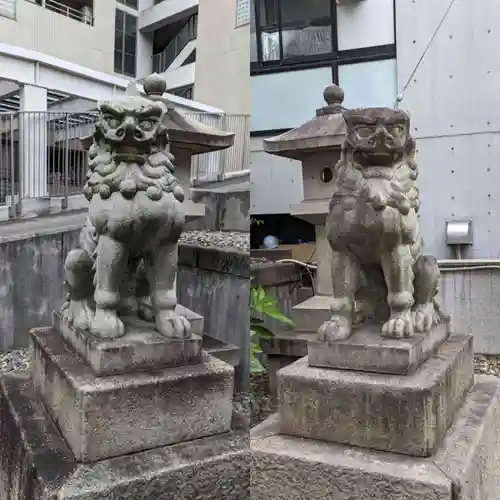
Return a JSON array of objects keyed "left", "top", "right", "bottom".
[{"left": 262, "top": 83, "right": 347, "bottom": 334}]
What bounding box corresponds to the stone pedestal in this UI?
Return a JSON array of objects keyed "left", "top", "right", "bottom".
[
  {"left": 251, "top": 325, "right": 500, "bottom": 499},
  {"left": 0, "top": 312, "right": 249, "bottom": 499}
]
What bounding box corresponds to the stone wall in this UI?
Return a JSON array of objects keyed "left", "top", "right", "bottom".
[
  {"left": 186, "top": 190, "right": 250, "bottom": 232},
  {"left": 0, "top": 231, "right": 250, "bottom": 388}
]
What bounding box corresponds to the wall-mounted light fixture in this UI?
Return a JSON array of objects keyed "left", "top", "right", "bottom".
[{"left": 445, "top": 218, "right": 473, "bottom": 259}]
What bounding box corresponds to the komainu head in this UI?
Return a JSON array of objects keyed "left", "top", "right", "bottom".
[
  {"left": 83, "top": 77, "right": 184, "bottom": 203},
  {"left": 95, "top": 96, "right": 168, "bottom": 164},
  {"left": 342, "top": 107, "right": 412, "bottom": 167}
]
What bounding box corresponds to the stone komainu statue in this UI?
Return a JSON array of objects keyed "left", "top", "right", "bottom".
[
  {"left": 319, "top": 107, "right": 447, "bottom": 344},
  {"left": 61, "top": 74, "right": 190, "bottom": 340}
]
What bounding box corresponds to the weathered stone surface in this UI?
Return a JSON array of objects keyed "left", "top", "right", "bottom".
[
  {"left": 252, "top": 376, "right": 500, "bottom": 499},
  {"left": 0, "top": 374, "right": 250, "bottom": 500},
  {"left": 290, "top": 295, "right": 332, "bottom": 333},
  {"left": 308, "top": 321, "right": 450, "bottom": 375},
  {"left": 54, "top": 309, "right": 203, "bottom": 376},
  {"left": 31, "top": 327, "right": 234, "bottom": 463},
  {"left": 279, "top": 335, "right": 474, "bottom": 457}
]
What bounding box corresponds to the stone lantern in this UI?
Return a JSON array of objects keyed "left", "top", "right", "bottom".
[{"left": 260, "top": 83, "right": 347, "bottom": 392}]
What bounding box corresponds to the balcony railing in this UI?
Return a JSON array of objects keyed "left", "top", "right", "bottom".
[
  {"left": 152, "top": 13, "right": 198, "bottom": 73},
  {"left": 0, "top": 111, "right": 249, "bottom": 218},
  {"left": 26, "top": 0, "right": 94, "bottom": 26}
]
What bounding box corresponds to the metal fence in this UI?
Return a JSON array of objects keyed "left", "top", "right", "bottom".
[
  {"left": 0, "top": 111, "right": 249, "bottom": 217},
  {"left": 25, "top": 0, "right": 94, "bottom": 25},
  {"left": 190, "top": 113, "right": 250, "bottom": 184}
]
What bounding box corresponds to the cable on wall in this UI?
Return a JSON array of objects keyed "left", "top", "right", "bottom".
[{"left": 394, "top": 0, "right": 458, "bottom": 108}]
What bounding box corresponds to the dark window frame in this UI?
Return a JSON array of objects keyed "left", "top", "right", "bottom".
[
  {"left": 114, "top": 8, "right": 137, "bottom": 78},
  {"left": 117, "top": 0, "right": 138, "bottom": 10},
  {"left": 251, "top": 0, "right": 397, "bottom": 80}
]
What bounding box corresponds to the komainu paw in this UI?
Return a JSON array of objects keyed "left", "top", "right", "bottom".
[
  {"left": 381, "top": 310, "right": 414, "bottom": 339},
  {"left": 318, "top": 316, "right": 352, "bottom": 344},
  {"left": 155, "top": 310, "right": 191, "bottom": 339}
]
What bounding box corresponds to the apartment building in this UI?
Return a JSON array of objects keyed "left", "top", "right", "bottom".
[
  {"left": 0, "top": 0, "right": 250, "bottom": 108},
  {"left": 0, "top": 0, "right": 251, "bottom": 218}
]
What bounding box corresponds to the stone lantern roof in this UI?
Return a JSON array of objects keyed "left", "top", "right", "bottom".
[
  {"left": 263, "top": 83, "right": 346, "bottom": 161},
  {"left": 81, "top": 73, "right": 235, "bottom": 155}
]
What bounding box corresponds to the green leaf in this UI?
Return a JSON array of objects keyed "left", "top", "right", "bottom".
[
  {"left": 251, "top": 324, "right": 274, "bottom": 340},
  {"left": 250, "top": 317, "right": 264, "bottom": 325},
  {"left": 250, "top": 352, "right": 265, "bottom": 374}
]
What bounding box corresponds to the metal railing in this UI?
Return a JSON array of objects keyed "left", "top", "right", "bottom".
[
  {"left": 26, "top": 0, "right": 94, "bottom": 26},
  {"left": 152, "top": 13, "right": 198, "bottom": 73},
  {"left": 0, "top": 111, "right": 249, "bottom": 217},
  {"left": 190, "top": 113, "right": 250, "bottom": 184}
]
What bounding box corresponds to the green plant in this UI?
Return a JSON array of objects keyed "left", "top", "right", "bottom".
[{"left": 249, "top": 284, "right": 295, "bottom": 374}]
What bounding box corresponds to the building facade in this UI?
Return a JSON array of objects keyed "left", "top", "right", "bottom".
[
  {"left": 0, "top": 0, "right": 251, "bottom": 218},
  {"left": 250, "top": 0, "right": 500, "bottom": 259}
]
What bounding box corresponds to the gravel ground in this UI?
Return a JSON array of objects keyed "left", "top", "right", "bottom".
[
  {"left": 3, "top": 349, "right": 499, "bottom": 428},
  {"left": 180, "top": 231, "right": 249, "bottom": 252}
]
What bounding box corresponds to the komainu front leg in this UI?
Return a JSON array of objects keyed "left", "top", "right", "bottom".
[
  {"left": 318, "top": 249, "right": 359, "bottom": 344},
  {"left": 413, "top": 255, "right": 441, "bottom": 332},
  {"left": 91, "top": 235, "right": 128, "bottom": 339},
  {"left": 381, "top": 245, "right": 415, "bottom": 338},
  {"left": 62, "top": 248, "right": 94, "bottom": 330},
  {"left": 146, "top": 241, "right": 190, "bottom": 339}
]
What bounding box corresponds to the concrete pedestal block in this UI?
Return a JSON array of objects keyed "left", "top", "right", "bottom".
[
  {"left": 252, "top": 376, "right": 500, "bottom": 500},
  {"left": 54, "top": 310, "right": 203, "bottom": 376},
  {"left": 279, "top": 335, "right": 474, "bottom": 457},
  {"left": 0, "top": 374, "right": 250, "bottom": 500},
  {"left": 31, "top": 328, "right": 234, "bottom": 462},
  {"left": 291, "top": 295, "right": 332, "bottom": 333},
  {"left": 308, "top": 321, "right": 450, "bottom": 375}
]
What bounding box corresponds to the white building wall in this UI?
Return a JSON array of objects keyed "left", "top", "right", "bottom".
[
  {"left": 0, "top": 0, "right": 116, "bottom": 74},
  {"left": 396, "top": 0, "right": 500, "bottom": 259},
  {"left": 194, "top": 0, "right": 250, "bottom": 115}
]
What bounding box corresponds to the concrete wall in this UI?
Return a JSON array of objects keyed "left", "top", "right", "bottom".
[
  {"left": 250, "top": 135, "right": 303, "bottom": 215},
  {"left": 187, "top": 189, "right": 250, "bottom": 232},
  {"left": 0, "top": 230, "right": 250, "bottom": 388},
  {"left": 178, "top": 244, "right": 249, "bottom": 389},
  {"left": 0, "top": 0, "right": 116, "bottom": 74},
  {"left": 396, "top": 0, "right": 500, "bottom": 259},
  {"left": 194, "top": 0, "right": 251, "bottom": 115}
]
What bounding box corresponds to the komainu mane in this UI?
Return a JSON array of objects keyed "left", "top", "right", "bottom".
[
  {"left": 61, "top": 74, "right": 190, "bottom": 340},
  {"left": 319, "top": 107, "right": 447, "bottom": 344}
]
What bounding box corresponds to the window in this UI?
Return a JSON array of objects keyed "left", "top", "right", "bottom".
[
  {"left": 169, "top": 85, "right": 194, "bottom": 101},
  {"left": 251, "top": 0, "right": 396, "bottom": 76},
  {"left": 117, "top": 0, "right": 138, "bottom": 9},
  {"left": 236, "top": 0, "right": 250, "bottom": 27},
  {"left": 114, "top": 9, "right": 137, "bottom": 78}
]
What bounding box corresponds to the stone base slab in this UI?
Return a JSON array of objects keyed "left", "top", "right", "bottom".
[
  {"left": 54, "top": 310, "right": 203, "bottom": 376},
  {"left": 291, "top": 295, "right": 332, "bottom": 333},
  {"left": 32, "top": 327, "right": 234, "bottom": 463},
  {"left": 279, "top": 335, "right": 474, "bottom": 457},
  {"left": 252, "top": 376, "right": 500, "bottom": 500},
  {"left": 0, "top": 373, "right": 250, "bottom": 500},
  {"left": 308, "top": 321, "right": 450, "bottom": 375}
]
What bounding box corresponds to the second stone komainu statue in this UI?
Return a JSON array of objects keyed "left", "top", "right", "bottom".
[
  {"left": 319, "top": 106, "right": 448, "bottom": 343},
  {"left": 61, "top": 73, "right": 190, "bottom": 340}
]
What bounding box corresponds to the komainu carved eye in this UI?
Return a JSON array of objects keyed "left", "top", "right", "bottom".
[
  {"left": 104, "top": 116, "right": 121, "bottom": 128},
  {"left": 139, "top": 120, "right": 155, "bottom": 131},
  {"left": 355, "top": 126, "right": 374, "bottom": 137},
  {"left": 391, "top": 125, "right": 405, "bottom": 135}
]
